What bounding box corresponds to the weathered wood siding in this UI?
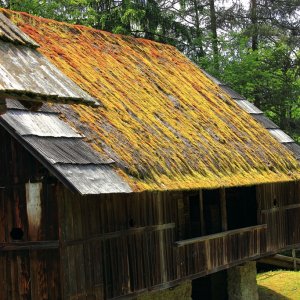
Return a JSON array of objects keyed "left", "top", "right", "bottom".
[
  {"left": 0, "top": 127, "right": 61, "bottom": 299},
  {"left": 2, "top": 124, "right": 300, "bottom": 300},
  {"left": 257, "top": 181, "right": 300, "bottom": 252},
  {"left": 58, "top": 184, "right": 286, "bottom": 300},
  {"left": 58, "top": 190, "right": 178, "bottom": 299}
]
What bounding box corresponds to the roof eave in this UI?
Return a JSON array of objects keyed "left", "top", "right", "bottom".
[
  {"left": 0, "top": 12, "right": 40, "bottom": 48},
  {"left": 0, "top": 91, "right": 100, "bottom": 107},
  {"left": 0, "top": 115, "right": 82, "bottom": 194}
]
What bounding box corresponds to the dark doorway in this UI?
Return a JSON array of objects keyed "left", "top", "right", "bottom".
[
  {"left": 192, "top": 271, "right": 228, "bottom": 300},
  {"left": 203, "top": 189, "right": 222, "bottom": 234},
  {"left": 188, "top": 192, "right": 202, "bottom": 238},
  {"left": 226, "top": 186, "right": 257, "bottom": 230}
]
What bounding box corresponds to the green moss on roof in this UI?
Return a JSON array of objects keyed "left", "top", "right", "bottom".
[{"left": 3, "top": 8, "right": 300, "bottom": 191}]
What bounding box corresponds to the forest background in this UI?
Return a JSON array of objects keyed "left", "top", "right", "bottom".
[{"left": 1, "top": 0, "right": 299, "bottom": 141}]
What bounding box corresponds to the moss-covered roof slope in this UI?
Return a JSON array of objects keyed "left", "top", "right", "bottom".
[{"left": 2, "top": 9, "right": 300, "bottom": 192}]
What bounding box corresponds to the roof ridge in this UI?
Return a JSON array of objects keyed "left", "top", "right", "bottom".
[{"left": 0, "top": 8, "right": 176, "bottom": 50}]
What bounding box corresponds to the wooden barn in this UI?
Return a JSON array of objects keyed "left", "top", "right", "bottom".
[{"left": 1, "top": 9, "right": 300, "bottom": 300}]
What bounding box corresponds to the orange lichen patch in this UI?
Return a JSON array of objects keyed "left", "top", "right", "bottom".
[{"left": 2, "top": 8, "right": 300, "bottom": 191}]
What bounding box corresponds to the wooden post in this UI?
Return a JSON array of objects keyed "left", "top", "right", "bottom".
[
  {"left": 177, "top": 195, "right": 185, "bottom": 240},
  {"left": 220, "top": 188, "right": 227, "bottom": 232},
  {"left": 57, "top": 185, "right": 67, "bottom": 300},
  {"left": 157, "top": 192, "right": 167, "bottom": 283},
  {"left": 199, "top": 190, "right": 205, "bottom": 236},
  {"left": 292, "top": 249, "right": 297, "bottom": 271}
]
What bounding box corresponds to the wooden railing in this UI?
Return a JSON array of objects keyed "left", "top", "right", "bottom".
[{"left": 174, "top": 224, "right": 267, "bottom": 278}]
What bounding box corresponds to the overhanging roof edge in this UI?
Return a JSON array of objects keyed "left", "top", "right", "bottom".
[{"left": 0, "top": 114, "right": 132, "bottom": 195}]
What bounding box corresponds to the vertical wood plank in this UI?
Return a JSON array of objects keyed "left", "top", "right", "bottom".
[
  {"left": 199, "top": 190, "right": 205, "bottom": 235},
  {"left": 157, "top": 192, "right": 167, "bottom": 283},
  {"left": 30, "top": 251, "right": 48, "bottom": 300},
  {"left": 25, "top": 183, "right": 42, "bottom": 241}
]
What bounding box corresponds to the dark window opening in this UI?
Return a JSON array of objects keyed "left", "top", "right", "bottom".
[
  {"left": 203, "top": 189, "right": 222, "bottom": 235},
  {"left": 189, "top": 193, "right": 202, "bottom": 238},
  {"left": 184, "top": 186, "right": 257, "bottom": 241},
  {"left": 10, "top": 227, "right": 24, "bottom": 240},
  {"left": 186, "top": 189, "right": 223, "bottom": 238},
  {"left": 226, "top": 186, "right": 257, "bottom": 230}
]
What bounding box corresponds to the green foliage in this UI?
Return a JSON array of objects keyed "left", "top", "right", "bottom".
[
  {"left": 2, "top": 0, "right": 97, "bottom": 25},
  {"left": 2, "top": 0, "right": 186, "bottom": 44},
  {"left": 219, "top": 38, "right": 300, "bottom": 139}
]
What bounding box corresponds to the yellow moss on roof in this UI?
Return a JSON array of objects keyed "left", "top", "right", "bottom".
[{"left": 3, "top": 9, "right": 300, "bottom": 191}]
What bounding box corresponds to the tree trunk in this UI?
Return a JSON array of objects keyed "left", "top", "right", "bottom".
[
  {"left": 250, "top": 0, "right": 260, "bottom": 107},
  {"left": 209, "top": 0, "right": 219, "bottom": 72},
  {"left": 250, "top": 0, "right": 258, "bottom": 51},
  {"left": 193, "top": 0, "right": 205, "bottom": 59}
]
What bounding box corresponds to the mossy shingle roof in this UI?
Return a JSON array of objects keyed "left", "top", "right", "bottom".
[{"left": 2, "top": 9, "right": 300, "bottom": 192}]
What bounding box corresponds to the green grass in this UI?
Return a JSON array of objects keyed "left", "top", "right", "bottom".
[{"left": 257, "top": 271, "right": 300, "bottom": 299}]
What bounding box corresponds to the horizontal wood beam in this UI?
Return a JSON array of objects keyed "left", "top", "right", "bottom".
[
  {"left": 259, "top": 254, "right": 300, "bottom": 270},
  {"left": 0, "top": 93, "right": 99, "bottom": 107},
  {"left": 260, "top": 253, "right": 300, "bottom": 263},
  {"left": 263, "top": 243, "right": 300, "bottom": 258},
  {"left": 174, "top": 224, "right": 267, "bottom": 247},
  {"left": 0, "top": 240, "right": 59, "bottom": 251},
  {"left": 261, "top": 203, "right": 300, "bottom": 214},
  {"left": 64, "top": 223, "right": 175, "bottom": 246}
]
